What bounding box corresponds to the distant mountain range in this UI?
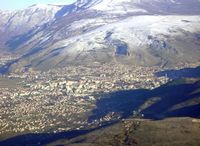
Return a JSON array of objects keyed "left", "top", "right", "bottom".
[{"left": 1, "top": 0, "right": 200, "bottom": 72}]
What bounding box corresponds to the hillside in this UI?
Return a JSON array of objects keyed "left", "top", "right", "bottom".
[
  {"left": 48, "top": 118, "right": 200, "bottom": 146},
  {"left": 88, "top": 78, "right": 200, "bottom": 122},
  {"left": 0, "top": 0, "right": 200, "bottom": 72},
  {"left": 0, "top": 4, "right": 63, "bottom": 50}
]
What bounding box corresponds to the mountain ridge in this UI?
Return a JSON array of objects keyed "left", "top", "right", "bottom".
[
  {"left": 1, "top": 0, "right": 200, "bottom": 72},
  {"left": 0, "top": 3, "right": 64, "bottom": 51}
]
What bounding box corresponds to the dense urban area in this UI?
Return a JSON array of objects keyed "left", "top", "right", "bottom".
[{"left": 0, "top": 55, "right": 199, "bottom": 139}]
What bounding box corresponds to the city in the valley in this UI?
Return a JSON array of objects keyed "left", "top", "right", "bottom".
[{"left": 0, "top": 55, "right": 199, "bottom": 139}]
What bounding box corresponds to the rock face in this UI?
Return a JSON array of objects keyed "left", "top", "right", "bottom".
[{"left": 1, "top": 0, "right": 200, "bottom": 71}]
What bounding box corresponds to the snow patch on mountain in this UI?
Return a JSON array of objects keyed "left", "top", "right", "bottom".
[{"left": 49, "top": 15, "right": 200, "bottom": 54}]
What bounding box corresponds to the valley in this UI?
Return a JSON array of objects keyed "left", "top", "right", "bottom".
[
  {"left": 0, "top": 0, "right": 200, "bottom": 145},
  {"left": 0, "top": 55, "right": 200, "bottom": 145},
  {"left": 0, "top": 60, "right": 169, "bottom": 140}
]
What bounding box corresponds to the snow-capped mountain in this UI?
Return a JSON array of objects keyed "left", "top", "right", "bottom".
[
  {"left": 0, "top": 4, "right": 63, "bottom": 50},
  {"left": 66, "top": 0, "right": 200, "bottom": 15},
  {"left": 73, "top": 0, "right": 147, "bottom": 13},
  {"left": 1, "top": 0, "right": 200, "bottom": 72},
  {"left": 0, "top": 3, "right": 62, "bottom": 31}
]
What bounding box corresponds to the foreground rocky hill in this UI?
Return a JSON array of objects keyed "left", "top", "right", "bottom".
[{"left": 48, "top": 118, "right": 200, "bottom": 146}]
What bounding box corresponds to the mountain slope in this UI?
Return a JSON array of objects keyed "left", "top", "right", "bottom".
[
  {"left": 0, "top": 4, "right": 63, "bottom": 50},
  {"left": 49, "top": 118, "right": 200, "bottom": 146},
  {"left": 2, "top": 0, "right": 200, "bottom": 72},
  {"left": 7, "top": 15, "right": 200, "bottom": 72}
]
